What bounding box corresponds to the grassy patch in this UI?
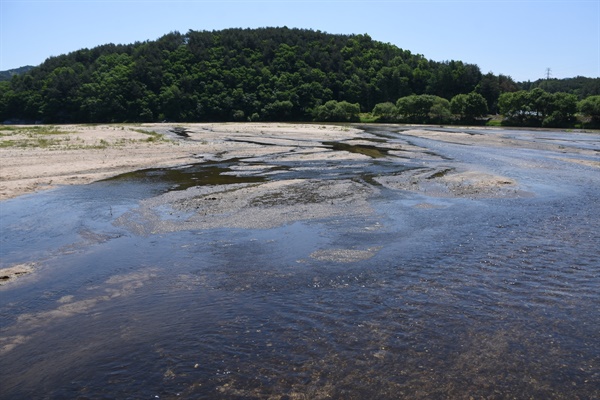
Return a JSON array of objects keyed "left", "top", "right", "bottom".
[
  {"left": 485, "top": 119, "right": 502, "bottom": 127},
  {"left": 359, "top": 113, "right": 379, "bottom": 123},
  {"left": 0, "top": 137, "right": 62, "bottom": 148},
  {"left": 23, "top": 126, "right": 70, "bottom": 135},
  {"left": 25, "top": 126, "right": 55, "bottom": 134},
  {"left": 0, "top": 125, "right": 70, "bottom": 136},
  {"left": 0, "top": 125, "right": 70, "bottom": 148},
  {"left": 0, "top": 140, "right": 19, "bottom": 148},
  {"left": 0, "top": 124, "right": 170, "bottom": 150},
  {"left": 0, "top": 126, "right": 31, "bottom": 137},
  {"left": 130, "top": 128, "right": 165, "bottom": 142}
]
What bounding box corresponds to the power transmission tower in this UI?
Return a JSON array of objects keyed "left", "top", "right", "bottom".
[{"left": 545, "top": 68, "right": 552, "bottom": 80}]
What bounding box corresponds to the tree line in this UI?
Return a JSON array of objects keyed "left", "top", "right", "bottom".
[
  {"left": 0, "top": 27, "right": 598, "bottom": 127},
  {"left": 370, "top": 92, "right": 488, "bottom": 124},
  {"left": 367, "top": 90, "right": 600, "bottom": 128}
]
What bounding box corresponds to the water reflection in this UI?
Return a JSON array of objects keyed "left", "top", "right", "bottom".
[{"left": 105, "top": 162, "right": 266, "bottom": 191}]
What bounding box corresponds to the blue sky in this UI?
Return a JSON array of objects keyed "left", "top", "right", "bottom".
[{"left": 1, "top": 0, "right": 598, "bottom": 82}]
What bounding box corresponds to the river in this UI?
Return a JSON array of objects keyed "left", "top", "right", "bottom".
[{"left": 1, "top": 125, "right": 599, "bottom": 399}]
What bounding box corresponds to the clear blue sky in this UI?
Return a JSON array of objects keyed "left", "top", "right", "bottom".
[{"left": 1, "top": 0, "right": 598, "bottom": 82}]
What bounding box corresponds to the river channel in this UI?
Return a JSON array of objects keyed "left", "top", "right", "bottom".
[{"left": 1, "top": 125, "right": 599, "bottom": 399}]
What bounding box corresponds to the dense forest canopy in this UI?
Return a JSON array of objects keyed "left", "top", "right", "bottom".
[{"left": 0, "top": 27, "right": 598, "bottom": 125}]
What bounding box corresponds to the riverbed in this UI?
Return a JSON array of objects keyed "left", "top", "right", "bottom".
[{"left": 1, "top": 124, "right": 599, "bottom": 399}]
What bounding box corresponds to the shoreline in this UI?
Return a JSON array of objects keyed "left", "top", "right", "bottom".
[
  {"left": 1, "top": 122, "right": 598, "bottom": 286},
  {"left": 0, "top": 123, "right": 361, "bottom": 201},
  {"left": 2, "top": 122, "right": 597, "bottom": 202}
]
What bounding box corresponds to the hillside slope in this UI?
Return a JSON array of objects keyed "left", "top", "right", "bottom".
[
  {"left": 1, "top": 27, "right": 498, "bottom": 123},
  {"left": 0, "top": 65, "right": 34, "bottom": 82}
]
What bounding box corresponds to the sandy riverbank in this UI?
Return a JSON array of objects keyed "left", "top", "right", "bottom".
[
  {"left": 0, "top": 123, "right": 362, "bottom": 201},
  {"left": 3, "top": 123, "right": 597, "bottom": 203}
]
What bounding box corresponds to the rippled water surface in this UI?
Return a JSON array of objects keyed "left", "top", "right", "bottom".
[{"left": 1, "top": 126, "right": 599, "bottom": 399}]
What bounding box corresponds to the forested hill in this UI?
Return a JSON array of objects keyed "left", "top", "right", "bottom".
[
  {"left": 519, "top": 76, "right": 600, "bottom": 99},
  {"left": 1, "top": 27, "right": 517, "bottom": 123},
  {"left": 0, "top": 66, "right": 34, "bottom": 82}
]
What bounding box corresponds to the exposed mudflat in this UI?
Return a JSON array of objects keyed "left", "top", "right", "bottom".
[{"left": 114, "top": 178, "right": 376, "bottom": 233}]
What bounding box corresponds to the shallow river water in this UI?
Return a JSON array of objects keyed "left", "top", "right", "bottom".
[{"left": 1, "top": 126, "right": 599, "bottom": 399}]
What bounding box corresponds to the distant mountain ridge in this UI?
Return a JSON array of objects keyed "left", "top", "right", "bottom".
[
  {"left": 521, "top": 76, "right": 600, "bottom": 99},
  {"left": 0, "top": 65, "right": 35, "bottom": 81}
]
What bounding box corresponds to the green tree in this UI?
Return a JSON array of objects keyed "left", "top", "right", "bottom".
[
  {"left": 528, "top": 88, "right": 553, "bottom": 121},
  {"left": 499, "top": 89, "right": 577, "bottom": 127},
  {"left": 475, "top": 73, "right": 501, "bottom": 113},
  {"left": 313, "top": 100, "right": 360, "bottom": 122},
  {"left": 397, "top": 94, "right": 430, "bottom": 122},
  {"left": 261, "top": 100, "right": 294, "bottom": 121},
  {"left": 579, "top": 95, "right": 600, "bottom": 123},
  {"left": 450, "top": 94, "right": 468, "bottom": 119},
  {"left": 429, "top": 98, "right": 452, "bottom": 124},
  {"left": 465, "top": 92, "right": 488, "bottom": 119},
  {"left": 426, "top": 60, "right": 482, "bottom": 99},
  {"left": 396, "top": 94, "right": 450, "bottom": 123},
  {"left": 542, "top": 92, "right": 577, "bottom": 127},
  {"left": 498, "top": 90, "right": 531, "bottom": 125},
  {"left": 372, "top": 102, "right": 398, "bottom": 121},
  {"left": 451, "top": 92, "right": 488, "bottom": 121}
]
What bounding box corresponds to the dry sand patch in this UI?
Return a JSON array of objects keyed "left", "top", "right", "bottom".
[
  {"left": 0, "top": 263, "right": 35, "bottom": 286},
  {"left": 375, "top": 165, "right": 521, "bottom": 198},
  {"left": 0, "top": 123, "right": 364, "bottom": 200}
]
